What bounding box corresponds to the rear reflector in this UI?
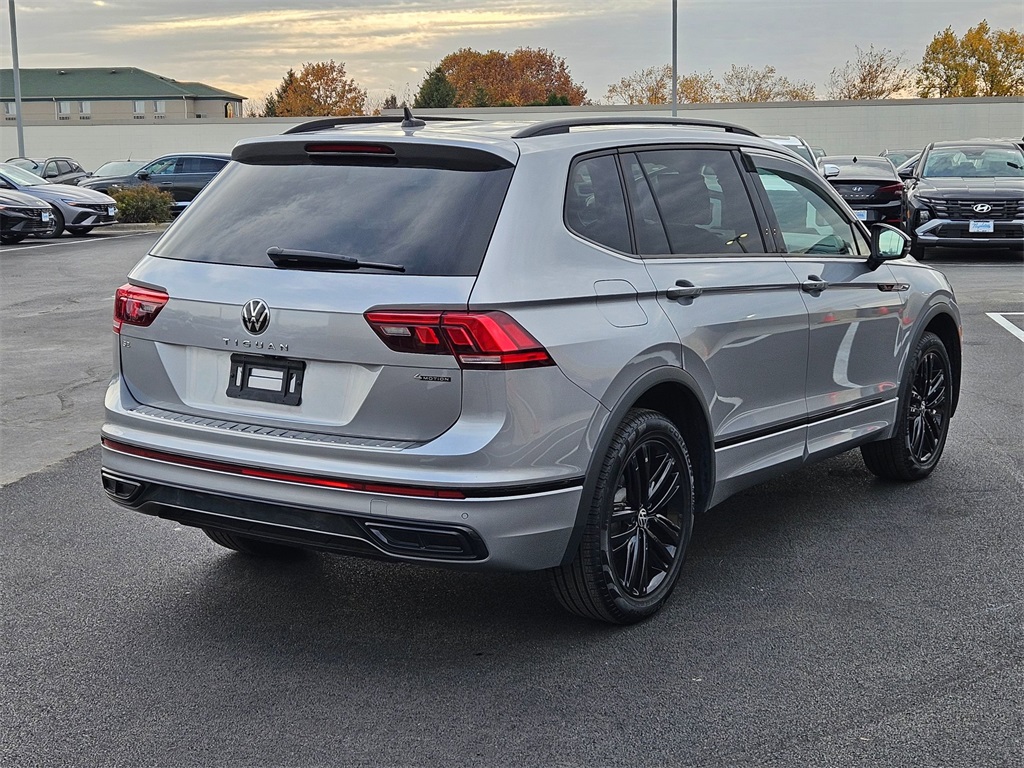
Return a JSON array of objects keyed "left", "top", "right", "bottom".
[
  {"left": 114, "top": 284, "right": 169, "bottom": 333},
  {"left": 364, "top": 310, "right": 554, "bottom": 369},
  {"left": 101, "top": 438, "right": 466, "bottom": 499}
]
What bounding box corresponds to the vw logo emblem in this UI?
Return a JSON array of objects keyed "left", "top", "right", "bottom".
[
  {"left": 241, "top": 299, "right": 271, "bottom": 335},
  {"left": 972, "top": 203, "right": 993, "bottom": 214}
]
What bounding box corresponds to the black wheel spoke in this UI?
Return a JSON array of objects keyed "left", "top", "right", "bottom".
[{"left": 647, "top": 450, "right": 679, "bottom": 513}]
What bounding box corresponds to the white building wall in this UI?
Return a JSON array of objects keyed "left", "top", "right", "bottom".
[{"left": 1, "top": 98, "right": 1020, "bottom": 172}]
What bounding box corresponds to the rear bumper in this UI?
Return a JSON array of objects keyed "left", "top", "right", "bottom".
[{"left": 101, "top": 440, "right": 582, "bottom": 571}]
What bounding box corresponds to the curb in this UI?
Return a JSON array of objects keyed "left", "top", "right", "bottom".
[{"left": 107, "top": 222, "right": 171, "bottom": 232}]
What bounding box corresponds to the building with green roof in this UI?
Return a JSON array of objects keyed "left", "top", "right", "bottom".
[{"left": 1, "top": 67, "right": 246, "bottom": 124}]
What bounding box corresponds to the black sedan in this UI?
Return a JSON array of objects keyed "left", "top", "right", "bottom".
[
  {"left": 0, "top": 189, "right": 55, "bottom": 243},
  {"left": 819, "top": 155, "right": 904, "bottom": 227}
]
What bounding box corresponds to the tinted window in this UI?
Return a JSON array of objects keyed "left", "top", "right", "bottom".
[
  {"left": 146, "top": 157, "right": 179, "bottom": 175},
  {"left": 180, "top": 157, "right": 203, "bottom": 174},
  {"left": 631, "top": 149, "right": 765, "bottom": 255},
  {"left": 152, "top": 161, "right": 514, "bottom": 276},
  {"left": 755, "top": 163, "right": 866, "bottom": 255},
  {"left": 564, "top": 154, "right": 632, "bottom": 253},
  {"left": 198, "top": 158, "right": 227, "bottom": 173}
]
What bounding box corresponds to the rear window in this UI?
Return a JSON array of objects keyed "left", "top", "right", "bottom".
[{"left": 152, "top": 160, "right": 514, "bottom": 276}]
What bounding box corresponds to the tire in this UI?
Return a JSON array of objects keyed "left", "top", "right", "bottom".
[
  {"left": 1, "top": 233, "right": 26, "bottom": 244},
  {"left": 67, "top": 227, "right": 94, "bottom": 236},
  {"left": 861, "top": 331, "right": 952, "bottom": 481},
  {"left": 38, "top": 208, "right": 64, "bottom": 238},
  {"left": 202, "top": 527, "right": 304, "bottom": 559},
  {"left": 552, "top": 408, "right": 695, "bottom": 624}
]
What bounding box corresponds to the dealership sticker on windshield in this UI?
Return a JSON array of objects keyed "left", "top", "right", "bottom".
[
  {"left": 855, "top": 210, "right": 868, "bottom": 221},
  {"left": 969, "top": 220, "right": 994, "bottom": 233}
]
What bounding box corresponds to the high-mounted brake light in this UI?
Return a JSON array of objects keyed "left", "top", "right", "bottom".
[
  {"left": 364, "top": 310, "right": 554, "bottom": 370},
  {"left": 113, "top": 284, "right": 168, "bottom": 333},
  {"left": 305, "top": 143, "right": 395, "bottom": 155}
]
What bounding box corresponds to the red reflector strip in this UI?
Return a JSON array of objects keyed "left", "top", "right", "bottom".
[{"left": 101, "top": 438, "right": 465, "bottom": 499}]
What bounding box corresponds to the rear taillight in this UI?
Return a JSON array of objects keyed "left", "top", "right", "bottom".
[
  {"left": 878, "top": 182, "right": 904, "bottom": 199},
  {"left": 113, "top": 284, "right": 168, "bottom": 333},
  {"left": 365, "top": 310, "right": 554, "bottom": 369}
]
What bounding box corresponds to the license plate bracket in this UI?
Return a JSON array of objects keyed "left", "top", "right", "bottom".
[
  {"left": 226, "top": 353, "right": 305, "bottom": 406},
  {"left": 969, "top": 219, "right": 994, "bottom": 233}
]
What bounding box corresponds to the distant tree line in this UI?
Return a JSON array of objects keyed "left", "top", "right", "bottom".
[{"left": 245, "top": 19, "right": 1023, "bottom": 117}]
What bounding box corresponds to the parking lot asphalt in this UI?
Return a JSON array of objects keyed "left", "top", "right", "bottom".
[{"left": 1, "top": 234, "right": 1022, "bottom": 767}]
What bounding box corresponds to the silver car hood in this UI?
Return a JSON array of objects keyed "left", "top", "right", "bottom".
[{"left": 20, "top": 183, "right": 115, "bottom": 203}]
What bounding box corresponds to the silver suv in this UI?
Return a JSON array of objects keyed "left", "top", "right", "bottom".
[{"left": 101, "top": 115, "right": 962, "bottom": 624}]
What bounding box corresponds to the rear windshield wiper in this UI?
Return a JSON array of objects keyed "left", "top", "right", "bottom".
[{"left": 266, "top": 246, "right": 405, "bottom": 273}]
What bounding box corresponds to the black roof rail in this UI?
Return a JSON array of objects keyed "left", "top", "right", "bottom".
[
  {"left": 511, "top": 116, "right": 759, "bottom": 139},
  {"left": 282, "top": 115, "right": 474, "bottom": 135}
]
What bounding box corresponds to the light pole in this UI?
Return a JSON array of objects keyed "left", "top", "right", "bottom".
[
  {"left": 671, "top": 0, "right": 678, "bottom": 116},
  {"left": 8, "top": 0, "right": 26, "bottom": 156}
]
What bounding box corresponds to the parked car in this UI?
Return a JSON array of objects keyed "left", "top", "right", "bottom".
[
  {"left": 819, "top": 155, "right": 904, "bottom": 227},
  {"left": 6, "top": 156, "right": 89, "bottom": 185},
  {"left": 101, "top": 114, "right": 962, "bottom": 624},
  {"left": 879, "top": 149, "right": 919, "bottom": 169},
  {"left": 79, "top": 152, "right": 229, "bottom": 216},
  {"left": 0, "top": 189, "right": 55, "bottom": 243},
  {"left": 763, "top": 134, "right": 817, "bottom": 167},
  {"left": 88, "top": 159, "right": 150, "bottom": 180},
  {"left": 0, "top": 163, "right": 118, "bottom": 237},
  {"left": 900, "top": 139, "right": 1024, "bottom": 258}
]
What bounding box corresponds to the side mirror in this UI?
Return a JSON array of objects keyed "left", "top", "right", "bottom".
[
  {"left": 137, "top": 171, "right": 150, "bottom": 180},
  {"left": 867, "top": 224, "right": 909, "bottom": 270},
  {"left": 898, "top": 166, "right": 915, "bottom": 180},
  {"left": 822, "top": 163, "right": 841, "bottom": 179}
]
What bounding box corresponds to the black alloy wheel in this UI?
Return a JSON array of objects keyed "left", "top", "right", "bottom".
[
  {"left": 553, "top": 408, "right": 694, "bottom": 624},
  {"left": 862, "top": 331, "right": 951, "bottom": 480}
]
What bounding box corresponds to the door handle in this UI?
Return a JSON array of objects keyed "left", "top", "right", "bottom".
[
  {"left": 801, "top": 275, "right": 828, "bottom": 293},
  {"left": 665, "top": 279, "right": 703, "bottom": 300}
]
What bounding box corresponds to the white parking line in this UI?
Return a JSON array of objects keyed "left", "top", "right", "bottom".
[
  {"left": 4, "top": 232, "right": 152, "bottom": 251},
  {"left": 986, "top": 312, "right": 1024, "bottom": 343}
]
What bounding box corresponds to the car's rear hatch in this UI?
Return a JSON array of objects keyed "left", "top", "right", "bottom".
[{"left": 118, "top": 132, "right": 517, "bottom": 443}]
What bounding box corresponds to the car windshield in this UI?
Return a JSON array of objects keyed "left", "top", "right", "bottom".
[
  {"left": 0, "top": 163, "right": 47, "bottom": 186},
  {"left": 922, "top": 147, "right": 1024, "bottom": 178},
  {"left": 93, "top": 161, "right": 146, "bottom": 176},
  {"left": 8, "top": 158, "right": 42, "bottom": 172}
]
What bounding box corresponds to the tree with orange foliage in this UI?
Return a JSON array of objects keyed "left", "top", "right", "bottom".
[
  {"left": 436, "top": 47, "right": 588, "bottom": 107},
  {"left": 918, "top": 20, "right": 1024, "bottom": 97},
  {"left": 274, "top": 60, "right": 367, "bottom": 117}
]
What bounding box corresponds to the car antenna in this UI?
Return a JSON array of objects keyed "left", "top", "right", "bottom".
[{"left": 401, "top": 106, "right": 425, "bottom": 129}]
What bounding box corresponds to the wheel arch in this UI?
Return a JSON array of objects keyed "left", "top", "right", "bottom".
[
  {"left": 918, "top": 307, "right": 962, "bottom": 418},
  {"left": 560, "top": 366, "right": 714, "bottom": 566}
]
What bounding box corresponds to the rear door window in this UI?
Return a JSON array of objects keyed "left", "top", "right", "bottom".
[
  {"left": 152, "top": 154, "right": 514, "bottom": 276},
  {"left": 628, "top": 148, "right": 766, "bottom": 255}
]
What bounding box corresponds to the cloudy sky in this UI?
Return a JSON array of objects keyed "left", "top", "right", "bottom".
[{"left": 3, "top": 1, "right": 1022, "bottom": 105}]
